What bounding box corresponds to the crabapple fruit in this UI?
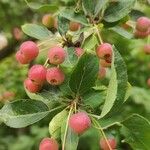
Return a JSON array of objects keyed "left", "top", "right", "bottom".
[
  {"left": 147, "top": 78, "right": 150, "bottom": 87},
  {"left": 15, "top": 51, "right": 29, "bottom": 64},
  {"left": 28, "top": 65, "right": 47, "bottom": 84},
  {"left": 100, "top": 137, "right": 117, "bottom": 150},
  {"left": 136, "top": 17, "right": 150, "bottom": 32},
  {"left": 13, "top": 27, "right": 23, "bottom": 41},
  {"left": 69, "top": 21, "right": 81, "bottom": 31},
  {"left": 69, "top": 112, "right": 91, "bottom": 134},
  {"left": 134, "top": 29, "right": 150, "bottom": 39},
  {"left": 39, "top": 138, "right": 59, "bottom": 150},
  {"left": 42, "top": 14, "right": 55, "bottom": 28},
  {"left": 24, "top": 78, "right": 41, "bottom": 93},
  {"left": 143, "top": 44, "right": 150, "bottom": 54},
  {"left": 48, "top": 46, "right": 66, "bottom": 65},
  {"left": 96, "top": 43, "right": 112, "bottom": 63},
  {"left": 46, "top": 67, "right": 65, "bottom": 85},
  {"left": 75, "top": 47, "right": 84, "bottom": 57},
  {"left": 98, "top": 67, "right": 106, "bottom": 79},
  {"left": 100, "top": 59, "right": 111, "bottom": 68},
  {"left": 19, "top": 41, "right": 39, "bottom": 61}
]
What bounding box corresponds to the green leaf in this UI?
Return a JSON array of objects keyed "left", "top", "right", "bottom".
[
  {"left": 100, "top": 46, "right": 128, "bottom": 118},
  {"left": 61, "top": 120, "right": 79, "bottom": 150},
  {"left": 130, "top": 87, "right": 150, "bottom": 112},
  {"left": 82, "top": 89, "right": 105, "bottom": 108},
  {"left": 69, "top": 53, "right": 99, "bottom": 96},
  {"left": 82, "top": 34, "right": 98, "bottom": 52},
  {"left": 25, "top": 0, "right": 58, "bottom": 12},
  {"left": 110, "top": 26, "right": 133, "bottom": 39},
  {"left": 58, "top": 15, "right": 70, "bottom": 36},
  {"left": 0, "top": 99, "right": 60, "bottom": 128},
  {"left": 49, "top": 109, "right": 68, "bottom": 139},
  {"left": 122, "top": 114, "right": 150, "bottom": 150},
  {"left": 94, "top": 0, "right": 109, "bottom": 17},
  {"left": 22, "top": 24, "right": 52, "bottom": 40},
  {"left": 82, "top": 0, "right": 95, "bottom": 16},
  {"left": 104, "top": 0, "right": 136, "bottom": 22},
  {"left": 59, "top": 9, "right": 89, "bottom": 26}
]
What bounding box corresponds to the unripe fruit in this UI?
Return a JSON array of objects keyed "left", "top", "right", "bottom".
[
  {"left": 69, "top": 112, "right": 91, "bottom": 134},
  {"left": 28, "top": 65, "right": 47, "bottom": 84},
  {"left": 69, "top": 21, "right": 81, "bottom": 31},
  {"left": 46, "top": 67, "right": 65, "bottom": 85},
  {"left": 42, "top": 14, "right": 55, "bottom": 28},
  {"left": 19, "top": 41, "right": 39, "bottom": 61},
  {"left": 147, "top": 78, "right": 150, "bottom": 87},
  {"left": 24, "top": 78, "right": 41, "bottom": 93},
  {"left": 15, "top": 51, "right": 29, "bottom": 64},
  {"left": 143, "top": 44, "right": 150, "bottom": 54},
  {"left": 75, "top": 47, "right": 84, "bottom": 57},
  {"left": 134, "top": 29, "right": 150, "bottom": 39},
  {"left": 100, "top": 59, "right": 111, "bottom": 68},
  {"left": 98, "top": 67, "right": 106, "bottom": 79},
  {"left": 48, "top": 47, "right": 66, "bottom": 65},
  {"left": 39, "top": 138, "right": 59, "bottom": 150},
  {"left": 100, "top": 137, "right": 117, "bottom": 150},
  {"left": 96, "top": 43, "right": 113, "bottom": 63},
  {"left": 136, "top": 17, "right": 150, "bottom": 32}
]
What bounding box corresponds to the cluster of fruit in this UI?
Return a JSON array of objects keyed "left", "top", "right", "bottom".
[{"left": 39, "top": 112, "right": 116, "bottom": 150}]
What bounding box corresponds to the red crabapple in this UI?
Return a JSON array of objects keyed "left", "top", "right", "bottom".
[
  {"left": 75, "top": 47, "right": 84, "bottom": 57},
  {"left": 69, "top": 21, "right": 81, "bottom": 31},
  {"left": 15, "top": 51, "right": 29, "bottom": 64},
  {"left": 46, "top": 67, "right": 65, "bottom": 85},
  {"left": 39, "top": 138, "right": 59, "bottom": 150},
  {"left": 100, "top": 137, "right": 117, "bottom": 150},
  {"left": 42, "top": 14, "right": 55, "bottom": 28},
  {"left": 24, "top": 78, "right": 41, "bottom": 93},
  {"left": 19, "top": 41, "right": 39, "bottom": 61},
  {"left": 100, "top": 59, "right": 111, "bottom": 68},
  {"left": 143, "top": 44, "right": 150, "bottom": 54},
  {"left": 134, "top": 29, "right": 150, "bottom": 39},
  {"left": 98, "top": 67, "right": 106, "bottom": 79},
  {"left": 96, "top": 43, "right": 113, "bottom": 63},
  {"left": 28, "top": 65, "right": 47, "bottom": 84},
  {"left": 48, "top": 47, "right": 66, "bottom": 65},
  {"left": 69, "top": 112, "right": 91, "bottom": 134},
  {"left": 136, "top": 17, "right": 150, "bottom": 32}
]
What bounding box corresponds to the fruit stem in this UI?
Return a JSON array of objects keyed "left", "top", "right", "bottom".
[
  {"left": 43, "top": 58, "right": 49, "bottom": 67},
  {"left": 102, "top": 122, "right": 122, "bottom": 130},
  {"left": 92, "top": 117, "right": 113, "bottom": 150},
  {"left": 94, "top": 24, "right": 103, "bottom": 44},
  {"left": 62, "top": 105, "right": 74, "bottom": 150}
]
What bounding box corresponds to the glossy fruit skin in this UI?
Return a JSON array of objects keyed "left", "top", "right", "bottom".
[
  {"left": 143, "top": 44, "right": 150, "bottom": 54},
  {"left": 69, "top": 21, "right": 81, "bottom": 31},
  {"left": 24, "top": 78, "right": 41, "bottom": 93},
  {"left": 46, "top": 67, "right": 65, "bottom": 85},
  {"left": 100, "top": 59, "right": 111, "bottom": 68},
  {"left": 39, "top": 138, "right": 59, "bottom": 150},
  {"left": 98, "top": 67, "right": 106, "bottom": 79},
  {"left": 28, "top": 65, "right": 47, "bottom": 84},
  {"left": 48, "top": 47, "right": 66, "bottom": 65},
  {"left": 19, "top": 41, "right": 39, "bottom": 61},
  {"left": 96, "top": 43, "right": 112, "bottom": 63},
  {"left": 136, "top": 17, "right": 150, "bottom": 32},
  {"left": 42, "top": 14, "right": 55, "bottom": 28},
  {"left": 75, "top": 48, "right": 84, "bottom": 57},
  {"left": 15, "top": 51, "right": 29, "bottom": 64},
  {"left": 100, "top": 138, "right": 117, "bottom": 150},
  {"left": 134, "top": 29, "right": 150, "bottom": 39},
  {"left": 69, "top": 112, "right": 91, "bottom": 134}
]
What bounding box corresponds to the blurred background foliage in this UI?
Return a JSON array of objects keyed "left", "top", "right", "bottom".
[{"left": 0, "top": 0, "right": 150, "bottom": 150}]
